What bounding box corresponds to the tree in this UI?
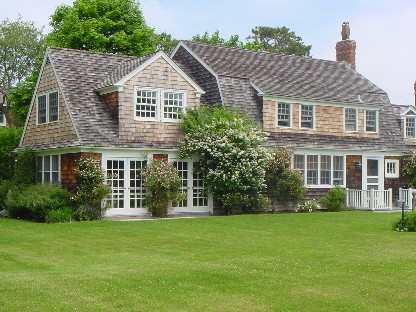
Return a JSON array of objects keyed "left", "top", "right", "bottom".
[
  {"left": 0, "top": 17, "right": 44, "bottom": 124},
  {"left": 47, "top": 0, "right": 156, "bottom": 56},
  {"left": 179, "top": 105, "right": 269, "bottom": 214},
  {"left": 191, "top": 30, "right": 261, "bottom": 51},
  {"left": 249, "top": 26, "right": 311, "bottom": 57},
  {"left": 155, "top": 32, "right": 178, "bottom": 54}
]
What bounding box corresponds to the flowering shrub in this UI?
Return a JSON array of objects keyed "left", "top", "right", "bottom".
[
  {"left": 142, "top": 160, "right": 184, "bottom": 217},
  {"left": 75, "top": 156, "right": 110, "bottom": 221},
  {"left": 180, "top": 105, "right": 269, "bottom": 214},
  {"left": 295, "top": 200, "right": 319, "bottom": 213},
  {"left": 266, "top": 148, "right": 306, "bottom": 209}
]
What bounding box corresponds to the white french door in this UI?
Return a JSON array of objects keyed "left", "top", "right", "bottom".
[{"left": 105, "top": 158, "right": 147, "bottom": 215}]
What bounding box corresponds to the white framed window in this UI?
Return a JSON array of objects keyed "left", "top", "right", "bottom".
[
  {"left": 365, "top": 110, "right": 378, "bottom": 132},
  {"left": 277, "top": 102, "right": 291, "bottom": 127},
  {"left": 385, "top": 159, "right": 399, "bottom": 178},
  {"left": 134, "top": 88, "right": 186, "bottom": 122},
  {"left": 405, "top": 117, "right": 416, "bottom": 138},
  {"left": 294, "top": 154, "right": 345, "bottom": 187},
  {"left": 36, "top": 155, "right": 60, "bottom": 184},
  {"left": 344, "top": 108, "right": 357, "bottom": 131},
  {"left": 37, "top": 90, "right": 59, "bottom": 124},
  {"left": 300, "top": 104, "right": 314, "bottom": 129}
]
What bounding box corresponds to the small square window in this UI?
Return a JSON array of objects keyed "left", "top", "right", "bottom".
[
  {"left": 385, "top": 160, "right": 399, "bottom": 178},
  {"left": 277, "top": 102, "right": 291, "bottom": 127}
]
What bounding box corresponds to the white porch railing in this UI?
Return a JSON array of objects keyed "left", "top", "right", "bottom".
[
  {"left": 398, "top": 188, "right": 414, "bottom": 211},
  {"left": 346, "top": 188, "right": 393, "bottom": 211}
]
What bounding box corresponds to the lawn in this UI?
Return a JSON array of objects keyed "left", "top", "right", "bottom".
[{"left": 1, "top": 211, "right": 415, "bottom": 312}]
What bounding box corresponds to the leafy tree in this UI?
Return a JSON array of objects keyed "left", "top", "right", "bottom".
[
  {"left": 249, "top": 26, "right": 311, "bottom": 57},
  {"left": 191, "top": 30, "right": 261, "bottom": 51},
  {"left": 179, "top": 105, "right": 269, "bottom": 214},
  {"left": 0, "top": 126, "right": 23, "bottom": 181},
  {"left": 155, "top": 32, "right": 178, "bottom": 54},
  {"left": 0, "top": 17, "right": 44, "bottom": 124},
  {"left": 47, "top": 0, "right": 156, "bottom": 56}
]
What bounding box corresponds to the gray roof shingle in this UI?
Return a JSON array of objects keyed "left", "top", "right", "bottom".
[{"left": 172, "top": 41, "right": 406, "bottom": 152}]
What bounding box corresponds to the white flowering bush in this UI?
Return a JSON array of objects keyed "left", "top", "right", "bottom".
[
  {"left": 294, "top": 200, "right": 319, "bottom": 213},
  {"left": 142, "top": 160, "right": 184, "bottom": 217},
  {"left": 75, "top": 156, "right": 110, "bottom": 221},
  {"left": 180, "top": 105, "right": 269, "bottom": 214}
]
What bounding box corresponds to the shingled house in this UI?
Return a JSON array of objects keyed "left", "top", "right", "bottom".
[{"left": 18, "top": 31, "right": 409, "bottom": 216}]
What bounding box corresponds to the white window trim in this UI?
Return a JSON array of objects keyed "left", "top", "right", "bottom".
[
  {"left": 276, "top": 101, "right": 292, "bottom": 128},
  {"left": 385, "top": 159, "right": 399, "bottom": 178},
  {"left": 293, "top": 153, "right": 346, "bottom": 188},
  {"left": 404, "top": 116, "right": 416, "bottom": 138},
  {"left": 134, "top": 87, "right": 186, "bottom": 123},
  {"left": 344, "top": 107, "right": 358, "bottom": 132},
  {"left": 36, "top": 89, "right": 59, "bottom": 125},
  {"left": 299, "top": 104, "right": 315, "bottom": 130},
  {"left": 364, "top": 109, "right": 378, "bottom": 133},
  {"left": 36, "top": 154, "right": 61, "bottom": 185}
]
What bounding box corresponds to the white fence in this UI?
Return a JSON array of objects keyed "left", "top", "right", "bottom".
[
  {"left": 346, "top": 188, "right": 393, "bottom": 211},
  {"left": 398, "top": 188, "right": 414, "bottom": 211}
]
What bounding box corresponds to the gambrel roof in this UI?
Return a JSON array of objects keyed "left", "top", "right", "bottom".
[{"left": 172, "top": 41, "right": 406, "bottom": 152}]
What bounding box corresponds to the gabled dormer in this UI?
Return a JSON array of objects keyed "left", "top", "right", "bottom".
[{"left": 399, "top": 105, "right": 416, "bottom": 139}]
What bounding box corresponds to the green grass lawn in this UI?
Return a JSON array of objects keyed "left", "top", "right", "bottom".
[{"left": 1, "top": 211, "right": 415, "bottom": 312}]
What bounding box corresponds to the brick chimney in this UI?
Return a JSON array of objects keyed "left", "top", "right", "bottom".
[
  {"left": 414, "top": 81, "right": 416, "bottom": 106},
  {"left": 336, "top": 22, "right": 356, "bottom": 70}
]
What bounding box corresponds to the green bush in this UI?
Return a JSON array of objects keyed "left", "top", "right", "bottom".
[
  {"left": 243, "top": 194, "right": 272, "bottom": 212},
  {"left": 0, "top": 126, "right": 23, "bottom": 181},
  {"left": 320, "top": 186, "right": 347, "bottom": 211},
  {"left": 5, "top": 184, "right": 72, "bottom": 222},
  {"left": 14, "top": 148, "right": 36, "bottom": 185},
  {"left": 0, "top": 180, "right": 16, "bottom": 210},
  {"left": 274, "top": 169, "right": 306, "bottom": 204},
  {"left": 45, "top": 207, "right": 75, "bottom": 223},
  {"left": 392, "top": 211, "right": 416, "bottom": 232},
  {"left": 295, "top": 199, "right": 319, "bottom": 213}
]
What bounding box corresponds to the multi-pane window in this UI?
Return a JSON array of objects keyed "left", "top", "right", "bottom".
[
  {"left": 277, "top": 102, "right": 291, "bottom": 127},
  {"left": 193, "top": 162, "right": 208, "bottom": 207},
  {"left": 385, "top": 160, "right": 399, "bottom": 178},
  {"left": 136, "top": 90, "right": 158, "bottom": 119},
  {"left": 365, "top": 110, "right": 377, "bottom": 132},
  {"left": 320, "top": 155, "right": 331, "bottom": 185},
  {"left": 135, "top": 88, "right": 185, "bottom": 122},
  {"left": 37, "top": 91, "right": 59, "bottom": 124},
  {"left": 345, "top": 108, "right": 357, "bottom": 131},
  {"left": 307, "top": 155, "right": 318, "bottom": 185},
  {"left": 36, "top": 155, "right": 60, "bottom": 184},
  {"left": 294, "top": 154, "right": 345, "bottom": 186},
  {"left": 405, "top": 117, "right": 416, "bottom": 138},
  {"left": 129, "top": 160, "right": 147, "bottom": 209},
  {"left": 301, "top": 105, "right": 314, "bottom": 129},
  {"left": 333, "top": 156, "right": 344, "bottom": 185},
  {"left": 173, "top": 161, "right": 188, "bottom": 208},
  {"left": 164, "top": 92, "right": 184, "bottom": 120}
]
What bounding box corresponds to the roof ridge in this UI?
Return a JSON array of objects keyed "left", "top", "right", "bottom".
[
  {"left": 47, "top": 46, "right": 138, "bottom": 60},
  {"left": 181, "top": 40, "right": 347, "bottom": 66}
]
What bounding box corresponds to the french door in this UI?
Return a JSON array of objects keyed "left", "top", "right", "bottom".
[{"left": 105, "top": 158, "right": 147, "bottom": 213}]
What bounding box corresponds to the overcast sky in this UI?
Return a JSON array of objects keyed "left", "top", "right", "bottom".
[{"left": 1, "top": 0, "right": 415, "bottom": 105}]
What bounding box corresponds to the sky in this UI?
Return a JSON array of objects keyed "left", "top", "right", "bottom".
[{"left": 1, "top": 0, "right": 415, "bottom": 105}]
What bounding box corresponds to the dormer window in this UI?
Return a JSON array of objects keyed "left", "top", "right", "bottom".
[
  {"left": 404, "top": 111, "right": 416, "bottom": 138},
  {"left": 277, "top": 102, "right": 291, "bottom": 127},
  {"left": 365, "top": 110, "right": 378, "bottom": 132},
  {"left": 134, "top": 88, "right": 185, "bottom": 122},
  {"left": 37, "top": 90, "right": 59, "bottom": 124},
  {"left": 300, "top": 104, "right": 314, "bottom": 129},
  {"left": 344, "top": 108, "right": 357, "bottom": 131}
]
